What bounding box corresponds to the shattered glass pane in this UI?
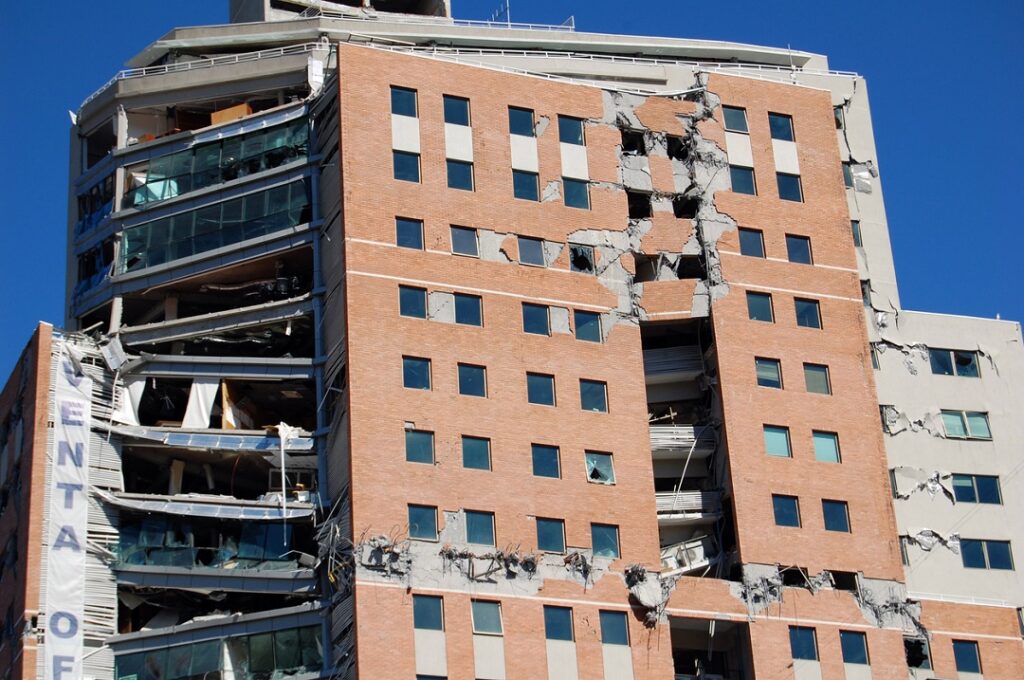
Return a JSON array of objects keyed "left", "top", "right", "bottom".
[
  {"left": 532, "top": 444, "right": 560, "bottom": 478},
  {"left": 954, "top": 351, "right": 980, "bottom": 377},
  {"left": 458, "top": 364, "right": 486, "bottom": 397},
  {"left": 248, "top": 632, "right": 275, "bottom": 674},
  {"left": 405, "top": 430, "right": 434, "bottom": 464},
  {"left": 462, "top": 436, "right": 491, "bottom": 471},
  {"left": 472, "top": 600, "right": 503, "bottom": 634},
  {"left": 813, "top": 432, "right": 840, "bottom": 463},
  {"left": 929, "top": 350, "right": 955, "bottom": 376},
  {"left": 544, "top": 606, "right": 574, "bottom": 641},
  {"left": 396, "top": 217, "right": 424, "bottom": 249},
  {"left": 408, "top": 504, "right": 438, "bottom": 540},
  {"left": 299, "top": 625, "right": 322, "bottom": 667},
  {"left": 166, "top": 644, "right": 192, "bottom": 680},
  {"left": 536, "top": 518, "right": 565, "bottom": 552},
  {"left": 274, "top": 628, "right": 301, "bottom": 671},
  {"left": 190, "top": 640, "right": 221, "bottom": 676},
  {"left": 512, "top": 170, "right": 539, "bottom": 201},
  {"left": 599, "top": 611, "right": 629, "bottom": 646},
  {"left": 591, "top": 523, "right": 620, "bottom": 558},
  {"left": 904, "top": 637, "right": 931, "bottom": 669},
  {"left": 574, "top": 310, "right": 601, "bottom": 342},
  {"left": 585, "top": 452, "right": 615, "bottom": 484},
  {"left": 722, "top": 106, "right": 748, "bottom": 133},
  {"left": 569, "top": 244, "right": 595, "bottom": 273}
]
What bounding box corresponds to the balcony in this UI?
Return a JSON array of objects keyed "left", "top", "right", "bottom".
[
  {"left": 650, "top": 424, "right": 716, "bottom": 460},
  {"left": 643, "top": 345, "right": 703, "bottom": 384},
  {"left": 656, "top": 490, "right": 722, "bottom": 526},
  {"left": 660, "top": 535, "right": 717, "bottom": 576}
]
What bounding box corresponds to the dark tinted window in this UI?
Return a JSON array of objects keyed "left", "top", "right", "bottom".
[
  {"left": 580, "top": 379, "right": 608, "bottom": 412},
  {"left": 591, "top": 523, "right": 620, "bottom": 558},
  {"left": 458, "top": 363, "right": 486, "bottom": 397},
  {"left": 405, "top": 430, "right": 434, "bottom": 464},
  {"left": 536, "top": 518, "right": 565, "bottom": 552},
  {"left": 512, "top": 170, "right": 539, "bottom": 200},
  {"left": 952, "top": 640, "right": 981, "bottom": 673},
  {"left": 747, "top": 292, "right": 773, "bottom": 322},
  {"left": 777, "top": 173, "right": 803, "bottom": 201},
  {"left": 789, "top": 626, "right": 817, "bottom": 660},
  {"left": 393, "top": 151, "right": 420, "bottom": 182},
  {"left": 564, "top": 178, "right": 590, "bottom": 209},
  {"left": 519, "top": 237, "right": 546, "bottom": 265},
  {"left": 773, "top": 495, "right": 800, "bottom": 527},
  {"left": 462, "top": 436, "right": 491, "bottom": 470},
  {"left": 600, "top": 611, "right": 629, "bottom": 646},
  {"left": 544, "top": 606, "right": 573, "bottom": 641},
  {"left": 527, "top": 373, "right": 555, "bottom": 405},
  {"left": 399, "top": 286, "right": 426, "bottom": 318},
  {"left": 574, "top": 310, "right": 602, "bottom": 342},
  {"left": 786, "top": 235, "right": 813, "bottom": 264},
  {"left": 408, "top": 505, "right": 437, "bottom": 540},
  {"left": 730, "top": 166, "right": 756, "bottom": 195},
  {"left": 768, "top": 113, "right": 794, "bottom": 141},
  {"left": 447, "top": 159, "right": 474, "bottom": 191},
  {"left": 738, "top": 228, "right": 764, "bottom": 257},
  {"left": 840, "top": 631, "right": 868, "bottom": 664},
  {"left": 451, "top": 226, "right": 478, "bottom": 256},
  {"left": 523, "top": 303, "right": 550, "bottom": 335},
  {"left": 396, "top": 217, "right": 423, "bottom": 249},
  {"left": 403, "top": 357, "right": 430, "bottom": 390},
  {"left": 509, "top": 107, "right": 534, "bottom": 136},
  {"left": 822, "top": 500, "right": 850, "bottom": 532},
  {"left": 466, "top": 511, "right": 495, "bottom": 545},
  {"left": 443, "top": 95, "right": 470, "bottom": 125},
  {"left": 722, "top": 106, "right": 748, "bottom": 132},
  {"left": 532, "top": 444, "right": 560, "bottom": 478},
  {"left": 454, "top": 293, "right": 482, "bottom": 326},
  {"left": 391, "top": 86, "right": 417, "bottom": 116},
  {"left": 795, "top": 298, "right": 822, "bottom": 328},
  {"left": 558, "top": 116, "right": 585, "bottom": 145},
  {"left": 413, "top": 595, "right": 443, "bottom": 630}
]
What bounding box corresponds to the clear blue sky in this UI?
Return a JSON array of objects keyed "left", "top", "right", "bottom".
[{"left": 1, "top": 0, "right": 1021, "bottom": 376}]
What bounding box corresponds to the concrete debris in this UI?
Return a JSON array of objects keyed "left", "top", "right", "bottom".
[
  {"left": 599, "top": 90, "right": 647, "bottom": 129},
  {"left": 854, "top": 577, "right": 925, "bottom": 636},
  {"left": 730, "top": 563, "right": 784, "bottom": 617},
  {"left": 892, "top": 466, "right": 954, "bottom": 502},
  {"left": 358, "top": 533, "right": 412, "bottom": 578},
  {"left": 850, "top": 160, "right": 877, "bottom": 193},
  {"left": 541, "top": 180, "right": 562, "bottom": 202},
  {"left": 906, "top": 529, "right": 960, "bottom": 554},
  {"left": 624, "top": 564, "right": 677, "bottom": 627},
  {"left": 563, "top": 551, "right": 593, "bottom": 588},
  {"left": 535, "top": 114, "right": 550, "bottom": 138},
  {"left": 438, "top": 545, "right": 538, "bottom": 583},
  {"left": 880, "top": 405, "right": 944, "bottom": 437},
  {"left": 873, "top": 340, "right": 930, "bottom": 375}
]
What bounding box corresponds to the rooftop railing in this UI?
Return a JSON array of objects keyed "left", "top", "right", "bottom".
[{"left": 299, "top": 6, "right": 575, "bottom": 32}]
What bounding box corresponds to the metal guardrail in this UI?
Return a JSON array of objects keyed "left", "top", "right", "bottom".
[
  {"left": 643, "top": 345, "right": 703, "bottom": 377},
  {"left": 300, "top": 7, "right": 575, "bottom": 32},
  {"left": 649, "top": 425, "right": 716, "bottom": 455},
  {"left": 655, "top": 490, "right": 721, "bottom": 514}
]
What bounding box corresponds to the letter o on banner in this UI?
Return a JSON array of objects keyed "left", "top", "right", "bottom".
[{"left": 50, "top": 611, "right": 79, "bottom": 639}]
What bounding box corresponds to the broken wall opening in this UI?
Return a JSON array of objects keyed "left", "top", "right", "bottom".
[
  {"left": 669, "top": 616, "right": 753, "bottom": 680},
  {"left": 620, "top": 128, "right": 646, "bottom": 155},
  {"left": 626, "top": 190, "right": 653, "bottom": 219},
  {"left": 84, "top": 118, "right": 116, "bottom": 168},
  {"left": 131, "top": 317, "right": 314, "bottom": 359},
  {"left": 117, "top": 590, "right": 310, "bottom": 635}
]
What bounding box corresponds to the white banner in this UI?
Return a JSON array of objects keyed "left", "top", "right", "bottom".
[{"left": 44, "top": 350, "right": 92, "bottom": 680}]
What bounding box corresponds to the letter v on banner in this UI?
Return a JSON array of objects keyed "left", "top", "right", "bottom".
[{"left": 44, "top": 344, "right": 92, "bottom": 679}]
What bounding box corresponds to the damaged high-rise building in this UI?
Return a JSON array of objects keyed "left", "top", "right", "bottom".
[{"left": 1, "top": 0, "right": 1020, "bottom": 677}]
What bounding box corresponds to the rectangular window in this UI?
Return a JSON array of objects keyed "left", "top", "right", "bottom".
[
  {"left": 523, "top": 303, "right": 550, "bottom": 335},
  {"left": 773, "top": 494, "right": 801, "bottom": 527},
  {"left": 722, "top": 106, "right": 749, "bottom": 133},
  {"left": 393, "top": 151, "right": 420, "bottom": 183},
  {"left": 413, "top": 595, "right": 443, "bottom": 630},
  {"left": 543, "top": 606, "right": 573, "bottom": 641},
  {"left": 953, "top": 640, "right": 982, "bottom": 673},
  {"left": 804, "top": 363, "right": 831, "bottom": 395},
  {"left": 518, "top": 236, "right": 546, "bottom": 266},
  {"left": 403, "top": 356, "right": 431, "bottom": 390},
  {"left": 941, "top": 410, "right": 992, "bottom": 440},
  {"left": 406, "top": 429, "right": 434, "bottom": 464},
  {"left": 391, "top": 86, "right": 418, "bottom": 117},
  {"left": 851, "top": 220, "right": 862, "bottom": 247},
  {"left": 564, "top": 178, "right": 590, "bottom": 209},
  {"left": 512, "top": 169, "right": 540, "bottom": 201},
  {"left": 450, "top": 225, "right": 479, "bottom": 256},
  {"left": 574, "top": 310, "right": 602, "bottom": 342},
  {"left": 789, "top": 626, "right": 817, "bottom": 660},
  {"left": 777, "top": 173, "right": 803, "bottom": 202},
  {"left": 834, "top": 106, "right": 845, "bottom": 130},
  {"left": 509, "top": 106, "right": 535, "bottom": 136},
  {"left": 738, "top": 227, "right": 765, "bottom": 257},
  {"left": 952, "top": 474, "right": 1001, "bottom": 504},
  {"left": 585, "top": 451, "right": 615, "bottom": 484},
  {"left": 621, "top": 128, "right": 646, "bottom": 155},
  {"left": 536, "top": 517, "right": 566, "bottom": 553},
  {"left": 458, "top": 363, "right": 487, "bottom": 397},
  {"left": 842, "top": 162, "right": 854, "bottom": 188},
  {"left": 768, "top": 113, "right": 795, "bottom": 141},
  {"left": 626, "top": 190, "right": 652, "bottom": 219},
  {"left": 822, "top": 499, "right": 851, "bottom": 532},
  {"left": 839, "top": 631, "right": 868, "bottom": 665},
  {"left": 443, "top": 95, "right": 470, "bottom": 126},
  {"left": 527, "top": 372, "right": 556, "bottom": 405},
  {"left": 446, "top": 159, "right": 474, "bottom": 191},
  {"left": 795, "top": 298, "right": 822, "bottom": 329},
  {"left": 454, "top": 293, "right": 482, "bottom": 326},
  {"left": 462, "top": 436, "right": 491, "bottom": 471},
  {"left": 730, "top": 166, "right": 756, "bottom": 195},
  {"left": 558, "top": 116, "right": 585, "bottom": 145},
  {"left": 599, "top": 611, "right": 629, "bottom": 646},
  {"left": 471, "top": 600, "right": 502, "bottom": 635},
  {"left": 930, "top": 349, "right": 980, "bottom": 377},
  {"left": 466, "top": 510, "right": 495, "bottom": 546},
  {"left": 396, "top": 217, "right": 424, "bottom": 249},
  {"left": 580, "top": 379, "right": 608, "bottom": 412},
  {"left": 786, "top": 234, "right": 813, "bottom": 264},
  {"left": 569, "top": 244, "right": 595, "bottom": 273},
  {"left": 904, "top": 637, "right": 932, "bottom": 670},
  {"left": 531, "top": 444, "right": 561, "bottom": 478},
  {"left": 399, "top": 285, "right": 427, "bottom": 319},
  {"left": 812, "top": 431, "right": 841, "bottom": 463},
  {"left": 591, "top": 523, "right": 620, "bottom": 558},
  {"left": 764, "top": 425, "right": 792, "bottom": 458},
  {"left": 408, "top": 504, "right": 438, "bottom": 540},
  {"left": 755, "top": 357, "right": 783, "bottom": 389},
  {"left": 960, "top": 539, "right": 1014, "bottom": 570},
  {"left": 746, "top": 291, "right": 774, "bottom": 322}
]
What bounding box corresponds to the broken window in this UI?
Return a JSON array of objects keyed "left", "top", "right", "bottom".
[
  {"left": 813, "top": 431, "right": 841, "bottom": 463},
  {"left": 591, "top": 523, "right": 620, "bottom": 558},
  {"left": 788, "top": 626, "right": 817, "bottom": 660},
  {"left": 851, "top": 220, "right": 862, "bottom": 247},
  {"left": 839, "top": 631, "right": 868, "bottom": 664},
  {"left": 399, "top": 285, "right": 427, "bottom": 319},
  {"left": 795, "top": 298, "right": 822, "bottom": 329},
  {"left": 941, "top": 410, "right": 991, "bottom": 440},
  {"left": 512, "top": 169, "right": 540, "bottom": 201},
  {"left": 600, "top": 611, "right": 629, "bottom": 646},
  {"left": 773, "top": 495, "right": 801, "bottom": 527},
  {"left": 447, "top": 159, "right": 474, "bottom": 191},
  {"left": 518, "top": 236, "right": 546, "bottom": 266},
  {"left": 953, "top": 640, "right": 982, "bottom": 673},
  {"left": 822, "top": 499, "right": 851, "bottom": 532},
  {"left": 563, "top": 178, "right": 590, "bottom": 209},
  {"left": 450, "top": 225, "right": 478, "bottom": 257},
  {"left": 544, "top": 606, "right": 574, "bottom": 641},
  {"left": 76, "top": 173, "right": 114, "bottom": 235},
  {"left": 393, "top": 150, "right": 421, "bottom": 182},
  {"left": 831, "top": 570, "right": 859, "bottom": 592},
  {"left": 722, "top": 106, "right": 748, "bottom": 133},
  {"left": 768, "top": 113, "right": 795, "bottom": 142},
  {"left": 666, "top": 135, "right": 688, "bottom": 162},
  {"left": 569, "top": 244, "right": 595, "bottom": 274},
  {"left": 405, "top": 429, "right": 434, "bottom": 464},
  {"left": 413, "top": 595, "right": 444, "bottom": 630},
  {"left": 396, "top": 217, "right": 424, "bottom": 249},
  {"left": 457, "top": 363, "right": 487, "bottom": 397},
  {"left": 403, "top": 356, "right": 431, "bottom": 390},
  {"left": 522, "top": 303, "right": 550, "bottom": 335},
  {"left": 777, "top": 172, "right": 803, "bottom": 202},
  {"left": 747, "top": 292, "right": 774, "bottom": 322},
  {"left": 626, "top": 190, "right": 652, "bottom": 219},
  {"left": 786, "top": 234, "right": 813, "bottom": 264},
  {"left": 462, "top": 436, "right": 491, "bottom": 471},
  {"left": 620, "top": 128, "right": 645, "bottom": 155},
  {"left": 454, "top": 293, "right": 482, "bottom": 326},
  {"left": 803, "top": 363, "right": 831, "bottom": 395},
  {"left": 672, "top": 193, "right": 698, "bottom": 219},
  {"left": 930, "top": 348, "right": 980, "bottom": 378},
  {"left": 532, "top": 444, "right": 560, "bottom": 478},
  {"left": 585, "top": 451, "right": 615, "bottom": 484},
  {"left": 952, "top": 474, "right": 1001, "bottom": 504},
  {"left": 764, "top": 425, "right": 792, "bottom": 458},
  {"left": 574, "top": 310, "right": 601, "bottom": 342},
  {"left": 84, "top": 119, "right": 116, "bottom": 169},
  {"left": 755, "top": 357, "right": 783, "bottom": 389},
  {"left": 904, "top": 637, "right": 931, "bottom": 670},
  {"left": 391, "top": 86, "right": 418, "bottom": 117},
  {"left": 527, "top": 372, "right": 555, "bottom": 405},
  {"left": 465, "top": 510, "right": 495, "bottom": 546},
  {"left": 729, "top": 166, "right": 756, "bottom": 195},
  {"left": 960, "top": 539, "right": 1013, "bottom": 570},
  {"left": 471, "top": 601, "right": 503, "bottom": 635},
  {"left": 508, "top": 106, "right": 535, "bottom": 137},
  {"left": 536, "top": 517, "right": 566, "bottom": 553},
  {"left": 558, "top": 116, "right": 585, "bottom": 145},
  {"left": 834, "top": 106, "right": 846, "bottom": 130},
  {"left": 580, "top": 379, "right": 608, "bottom": 412},
  {"left": 443, "top": 95, "right": 470, "bottom": 126},
  {"left": 408, "top": 504, "right": 438, "bottom": 540}
]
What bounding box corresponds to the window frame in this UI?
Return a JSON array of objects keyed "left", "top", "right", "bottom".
[
  {"left": 522, "top": 302, "right": 551, "bottom": 336},
  {"left": 738, "top": 227, "right": 765, "bottom": 257},
  {"left": 442, "top": 94, "right": 470, "bottom": 126},
  {"left": 408, "top": 504, "right": 439, "bottom": 541},
  {"left": 457, "top": 362, "right": 487, "bottom": 398},
  {"left": 941, "top": 410, "right": 992, "bottom": 440},
  {"left": 822, "top": 499, "right": 851, "bottom": 533},
  {"left": 803, "top": 363, "right": 832, "bottom": 395},
  {"left": 584, "top": 451, "right": 616, "bottom": 484},
  {"left": 465, "top": 510, "right": 496, "bottom": 547},
  {"left": 772, "top": 494, "right": 801, "bottom": 528},
  {"left": 526, "top": 372, "right": 556, "bottom": 406},
  {"left": 951, "top": 474, "right": 1002, "bottom": 504},
  {"left": 746, "top": 291, "right": 774, "bottom": 323},
  {"left": 579, "top": 378, "right": 609, "bottom": 413},
  {"left": 930, "top": 348, "right": 980, "bottom": 378},
  {"left": 402, "top": 356, "right": 431, "bottom": 391},
  {"left": 729, "top": 165, "right": 757, "bottom": 195},
  {"left": 960, "top": 539, "right": 1014, "bottom": 570},
  {"left": 536, "top": 517, "right": 567, "bottom": 553},
  {"left": 722, "top": 106, "right": 749, "bottom": 133},
  {"left": 450, "top": 225, "right": 479, "bottom": 257},
  {"left": 768, "top": 112, "right": 795, "bottom": 141},
  {"left": 755, "top": 357, "right": 783, "bottom": 389}
]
